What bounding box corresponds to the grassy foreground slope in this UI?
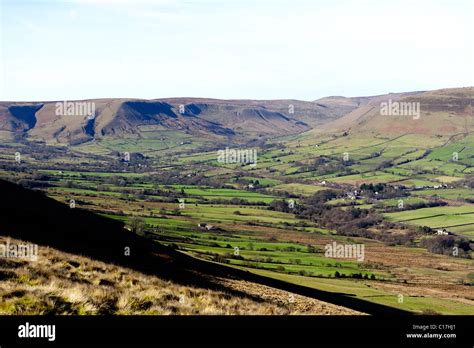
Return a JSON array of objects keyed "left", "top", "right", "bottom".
[{"left": 0, "top": 236, "right": 363, "bottom": 315}]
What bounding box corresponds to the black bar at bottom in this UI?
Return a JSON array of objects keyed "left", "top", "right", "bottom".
[{"left": 0, "top": 315, "right": 472, "bottom": 347}]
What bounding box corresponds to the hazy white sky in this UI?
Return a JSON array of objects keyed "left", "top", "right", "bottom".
[{"left": 1, "top": 0, "right": 473, "bottom": 101}]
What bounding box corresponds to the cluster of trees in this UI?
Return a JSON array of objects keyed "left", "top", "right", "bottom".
[
  {"left": 297, "top": 190, "right": 383, "bottom": 234},
  {"left": 147, "top": 172, "right": 229, "bottom": 188},
  {"left": 334, "top": 271, "right": 376, "bottom": 280},
  {"left": 204, "top": 198, "right": 266, "bottom": 206},
  {"left": 420, "top": 236, "right": 472, "bottom": 257},
  {"left": 360, "top": 183, "right": 408, "bottom": 199},
  {"left": 16, "top": 178, "right": 51, "bottom": 189},
  {"left": 270, "top": 189, "right": 419, "bottom": 247},
  {"left": 233, "top": 178, "right": 269, "bottom": 189},
  {"left": 268, "top": 199, "right": 299, "bottom": 213}
]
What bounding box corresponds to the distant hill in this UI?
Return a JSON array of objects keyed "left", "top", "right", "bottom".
[
  {"left": 1, "top": 88, "right": 470, "bottom": 145},
  {"left": 0, "top": 97, "right": 359, "bottom": 145},
  {"left": 319, "top": 87, "right": 473, "bottom": 136}
]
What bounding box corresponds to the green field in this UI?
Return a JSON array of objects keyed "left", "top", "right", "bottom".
[{"left": 240, "top": 268, "right": 474, "bottom": 315}]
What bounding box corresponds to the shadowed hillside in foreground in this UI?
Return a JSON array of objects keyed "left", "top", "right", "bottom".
[{"left": 0, "top": 179, "right": 411, "bottom": 315}]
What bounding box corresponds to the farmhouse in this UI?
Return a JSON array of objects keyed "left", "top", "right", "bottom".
[
  {"left": 198, "top": 223, "right": 216, "bottom": 231},
  {"left": 436, "top": 228, "right": 452, "bottom": 236}
]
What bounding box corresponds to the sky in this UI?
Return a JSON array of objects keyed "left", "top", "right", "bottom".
[{"left": 0, "top": 0, "right": 473, "bottom": 101}]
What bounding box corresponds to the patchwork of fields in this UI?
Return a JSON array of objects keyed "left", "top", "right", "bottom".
[
  {"left": 19, "top": 159, "right": 471, "bottom": 315},
  {"left": 0, "top": 111, "right": 472, "bottom": 315}
]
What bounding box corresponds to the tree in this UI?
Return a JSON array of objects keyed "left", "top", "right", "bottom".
[{"left": 129, "top": 216, "right": 146, "bottom": 235}]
